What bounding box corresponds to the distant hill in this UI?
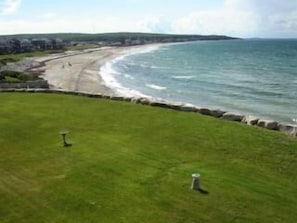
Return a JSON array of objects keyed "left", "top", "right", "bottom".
[{"left": 0, "top": 32, "right": 238, "bottom": 43}]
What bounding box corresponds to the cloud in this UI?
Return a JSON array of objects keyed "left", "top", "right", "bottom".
[
  {"left": 169, "top": 1, "right": 259, "bottom": 37},
  {"left": 0, "top": 0, "right": 297, "bottom": 38},
  {"left": 266, "top": 10, "right": 297, "bottom": 37},
  {"left": 137, "top": 16, "right": 171, "bottom": 33},
  {"left": 171, "top": 9, "right": 258, "bottom": 37},
  {"left": 169, "top": 0, "right": 297, "bottom": 38},
  {"left": 0, "top": 0, "right": 22, "bottom": 15},
  {"left": 0, "top": 16, "right": 155, "bottom": 34},
  {"left": 40, "top": 12, "right": 57, "bottom": 20}
]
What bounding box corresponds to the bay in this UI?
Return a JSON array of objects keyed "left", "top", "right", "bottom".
[{"left": 103, "top": 40, "right": 297, "bottom": 124}]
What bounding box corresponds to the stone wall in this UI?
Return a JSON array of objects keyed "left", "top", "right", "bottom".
[
  {"left": 0, "top": 80, "right": 49, "bottom": 89},
  {"left": 0, "top": 88, "right": 296, "bottom": 138}
]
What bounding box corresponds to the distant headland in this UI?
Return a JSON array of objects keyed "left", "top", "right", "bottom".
[{"left": 0, "top": 32, "right": 238, "bottom": 54}]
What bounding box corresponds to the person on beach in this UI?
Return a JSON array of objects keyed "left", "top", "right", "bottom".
[{"left": 68, "top": 62, "right": 72, "bottom": 66}]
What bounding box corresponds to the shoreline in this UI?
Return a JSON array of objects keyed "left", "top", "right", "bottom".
[
  {"left": 0, "top": 88, "right": 296, "bottom": 137},
  {"left": 31, "top": 44, "right": 162, "bottom": 96},
  {"left": 2, "top": 43, "right": 296, "bottom": 136}
]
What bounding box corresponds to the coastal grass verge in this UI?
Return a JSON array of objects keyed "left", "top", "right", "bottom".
[
  {"left": 0, "top": 51, "right": 55, "bottom": 64},
  {"left": 0, "top": 93, "right": 296, "bottom": 223}
]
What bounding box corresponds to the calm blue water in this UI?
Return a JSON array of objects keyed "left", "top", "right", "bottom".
[{"left": 101, "top": 40, "right": 297, "bottom": 124}]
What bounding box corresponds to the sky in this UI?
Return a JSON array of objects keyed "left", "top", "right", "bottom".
[{"left": 0, "top": 0, "right": 297, "bottom": 38}]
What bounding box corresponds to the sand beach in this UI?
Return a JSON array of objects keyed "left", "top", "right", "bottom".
[{"left": 33, "top": 45, "right": 154, "bottom": 95}]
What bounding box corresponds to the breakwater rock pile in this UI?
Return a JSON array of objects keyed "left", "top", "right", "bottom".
[{"left": 1, "top": 88, "right": 296, "bottom": 138}]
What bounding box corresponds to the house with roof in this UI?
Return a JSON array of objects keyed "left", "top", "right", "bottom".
[
  {"left": 19, "top": 39, "right": 33, "bottom": 52},
  {"left": 51, "top": 38, "right": 64, "bottom": 49},
  {"left": 31, "top": 38, "right": 51, "bottom": 50},
  {"left": 0, "top": 39, "right": 12, "bottom": 54}
]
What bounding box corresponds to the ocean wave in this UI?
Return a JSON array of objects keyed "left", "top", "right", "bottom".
[
  {"left": 124, "top": 74, "right": 135, "bottom": 80},
  {"left": 172, "top": 75, "right": 195, "bottom": 79},
  {"left": 99, "top": 40, "right": 297, "bottom": 124},
  {"left": 99, "top": 62, "right": 147, "bottom": 98},
  {"left": 146, "top": 84, "right": 167, "bottom": 91},
  {"left": 114, "top": 44, "right": 163, "bottom": 64},
  {"left": 139, "top": 64, "right": 159, "bottom": 69}
]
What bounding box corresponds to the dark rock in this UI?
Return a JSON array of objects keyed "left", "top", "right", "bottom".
[
  {"left": 199, "top": 108, "right": 211, "bottom": 116},
  {"left": 210, "top": 109, "right": 226, "bottom": 118},
  {"left": 222, "top": 112, "right": 244, "bottom": 122},
  {"left": 150, "top": 101, "right": 171, "bottom": 109},
  {"left": 278, "top": 124, "right": 297, "bottom": 137},
  {"left": 257, "top": 120, "right": 279, "bottom": 130},
  {"left": 242, "top": 116, "right": 259, "bottom": 126},
  {"left": 139, "top": 98, "right": 151, "bottom": 105},
  {"left": 167, "top": 103, "right": 185, "bottom": 110},
  {"left": 179, "top": 105, "right": 198, "bottom": 112},
  {"left": 110, "top": 96, "right": 125, "bottom": 101}
]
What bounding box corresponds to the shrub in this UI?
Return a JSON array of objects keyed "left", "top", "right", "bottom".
[{"left": 0, "top": 70, "right": 37, "bottom": 82}]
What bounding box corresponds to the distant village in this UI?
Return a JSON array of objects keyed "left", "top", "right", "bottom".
[
  {"left": 0, "top": 34, "right": 234, "bottom": 55},
  {"left": 0, "top": 38, "right": 65, "bottom": 54},
  {"left": 0, "top": 37, "right": 197, "bottom": 55}
]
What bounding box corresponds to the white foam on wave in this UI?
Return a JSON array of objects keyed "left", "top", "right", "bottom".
[
  {"left": 98, "top": 44, "right": 164, "bottom": 98},
  {"left": 99, "top": 61, "right": 148, "bottom": 98},
  {"left": 116, "top": 44, "right": 163, "bottom": 64},
  {"left": 172, "top": 75, "right": 195, "bottom": 79},
  {"left": 124, "top": 74, "right": 135, "bottom": 80},
  {"left": 146, "top": 84, "right": 167, "bottom": 91},
  {"left": 128, "top": 44, "right": 163, "bottom": 56},
  {"left": 139, "top": 64, "right": 160, "bottom": 69}
]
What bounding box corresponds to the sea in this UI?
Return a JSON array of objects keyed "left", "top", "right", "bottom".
[{"left": 100, "top": 39, "right": 297, "bottom": 124}]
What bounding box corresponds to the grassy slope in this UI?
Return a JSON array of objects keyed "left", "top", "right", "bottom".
[{"left": 0, "top": 93, "right": 296, "bottom": 223}]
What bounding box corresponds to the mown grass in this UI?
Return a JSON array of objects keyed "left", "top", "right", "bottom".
[{"left": 0, "top": 93, "right": 296, "bottom": 223}]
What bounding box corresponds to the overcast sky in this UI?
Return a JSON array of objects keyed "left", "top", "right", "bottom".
[{"left": 0, "top": 0, "right": 297, "bottom": 38}]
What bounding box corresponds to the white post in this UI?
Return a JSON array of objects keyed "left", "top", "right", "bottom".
[{"left": 191, "top": 173, "right": 201, "bottom": 190}]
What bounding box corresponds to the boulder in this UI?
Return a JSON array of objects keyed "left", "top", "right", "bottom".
[
  {"left": 242, "top": 116, "right": 259, "bottom": 126},
  {"left": 34, "top": 89, "right": 46, "bottom": 93},
  {"left": 25, "top": 88, "right": 36, "bottom": 93},
  {"left": 102, "top": 94, "right": 111, "bottom": 99},
  {"left": 210, "top": 109, "right": 226, "bottom": 118},
  {"left": 167, "top": 103, "right": 185, "bottom": 111},
  {"left": 178, "top": 105, "right": 198, "bottom": 112},
  {"left": 222, "top": 112, "right": 244, "bottom": 122},
  {"left": 63, "top": 90, "right": 77, "bottom": 95},
  {"left": 199, "top": 108, "right": 225, "bottom": 118},
  {"left": 46, "top": 89, "right": 61, "bottom": 93},
  {"left": 14, "top": 88, "right": 26, "bottom": 92},
  {"left": 257, "top": 120, "right": 279, "bottom": 130},
  {"left": 279, "top": 124, "right": 297, "bottom": 137},
  {"left": 76, "top": 91, "right": 91, "bottom": 97},
  {"left": 139, "top": 98, "right": 151, "bottom": 105},
  {"left": 149, "top": 101, "right": 171, "bottom": 109},
  {"left": 199, "top": 108, "right": 211, "bottom": 116},
  {"left": 130, "top": 97, "right": 140, "bottom": 103},
  {"left": 110, "top": 96, "right": 125, "bottom": 101},
  {"left": 88, "top": 93, "right": 103, "bottom": 98}
]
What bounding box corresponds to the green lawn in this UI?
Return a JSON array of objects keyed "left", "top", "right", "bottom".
[{"left": 0, "top": 93, "right": 296, "bottom": 223}]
